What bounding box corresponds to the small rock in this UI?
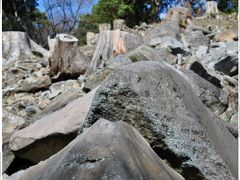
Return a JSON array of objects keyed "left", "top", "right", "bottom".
[
  {"left": 196, "top": 45, "right": 208, "bottom": 59},
  {"left": 215, "top": 30, "right": 238, "bottom": 42},
  {"left": 25, "top": 105, "right": 40, "bottom": 116},
  {"left": 181, "top": 31, "right": 209, "bottom": 51}
]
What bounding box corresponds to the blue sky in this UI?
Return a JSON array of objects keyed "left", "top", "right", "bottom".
[
  {"left": 36, "top": 0, "right": 207, "bottom": 20},
  {"left": 37, "top": 0, "right": 99, "bottom": 14}
]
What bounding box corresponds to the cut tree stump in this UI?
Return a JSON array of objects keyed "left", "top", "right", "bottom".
[
  {"left": 99, "top": 23, "right": 111, "bottom": 32},
  {"left": 87, "top": 29, "right": 142, "bottom": 74},
  {"left": 2, "top": 31, "right": 48, "bottom": 65},
  {"left": 48, "top": 34, "right": 87, "bottom": 78},
  {"left": 206, "top": 1, "right": 219, "bottom": 16},
  {"left": 164, "top": 7, "right": 193, "bottom": 26},
  {"left": 86, "top": 32, "right": 98, "bottom": 46},
  {"left": 113, "top": 19, "right": 127, "bottom": 30}
]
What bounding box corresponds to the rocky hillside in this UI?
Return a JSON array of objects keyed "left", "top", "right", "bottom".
[{"left": 2, "top": 7, "right": 238, "bottom": 180}]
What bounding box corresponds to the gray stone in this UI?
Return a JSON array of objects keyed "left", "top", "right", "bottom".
[
  {"left": 3, "top": 69, "right": 51, "bottom": 95},
  {"left": 214, "top": 55, "right": 238, "bottom": 76},
  {"left": 155, "top": 36, "right": 191, "bottom": 55},
  {"left": 2, "top": 110, "right": 26, "bottom": 173},
  {"left": 181, "top": 31, "right": 209, "bottom": 51},
  {"left": 8, "top": 119, "right": 184, "bottom": 180},
  {"left": 201, "top": 41, "right": 238, "bottom": 76},
  {"left": 84, "top": 61, "right": 237, "bottom": 179},
  {"left": 189, "top": 61, "right": 222, "bottom": 88},
  {"left": 144, "top": 23, "right": 180, "bottom": 45},
  {"left": 48, "top": 80, "right": 81, "bottom": 99},
  {"left": 127, "top": 45, "right": 160, "bottom": 62},
  {"left": 33, "top": 91, "right": 83, "bottom": 121},
  {"left": 181, "top": 69, "right": 227, "bottom": 115},
  {"left": 230, "top": 112, "right": 238, "bottom": 125},
  {"left": 9, "top": 88, "right": 98, "bottom": 163},
  {"left": 25, "top": 105, "right": 41, "bottom": 116},
  {"left": 195, "top": 45, "right": 208, "bottom": 59},
  {"left": 85, "top": 55, "right": 131, "bottom": 91},
  {"left": 154, "top": 47, "right": 177, "bottom": 65}
]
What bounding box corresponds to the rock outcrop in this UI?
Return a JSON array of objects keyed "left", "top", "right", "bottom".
[
  {"left": 9, "top": 88, "right": 98, "bottom": 163},
  {"left": 84, "top": 61, "right": 237, "bottom": 179},
  {"left": 8, "top": 119, "right": 184, "bottom": 180},
  {"left": 2, "top": 5, "right": 238, "bottom": 180},
  {"left": 144, "top": 7, "right": 192, "bottom": 44},
  {"left": 3, "top": 111, "right": 27, "bottom": 173}
]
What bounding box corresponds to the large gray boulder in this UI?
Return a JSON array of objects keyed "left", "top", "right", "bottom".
[
  {"left": 200, "top": 41, "right": 238, "bottom": 76},
  {"left": 144, "top": 23, "right": 180, "bottom": 45},
  {"left": 3, "top": 110, "right": 26, "bottom": 173},
  {"left": 3, "top": 71, "right": 51, "bottom": 95},
  {"left": 127, "top": 45, "right": 160, "bottom": 62},
  {"left": 84, "top": 55, "right": 132, "bottom": 91},
  {"left": 127, "top": 45, "right": 176, "bottom": 65},
  {"left": 9, "top": 88, "right": 98, "bottom": 163},
  {"left": 181, "top": 31, "right": 209, "bottom": 51},
  {"left": 144, "top": 7, "right": 192, "bottom": 45},
  {"left": 8, "top": 119, "right": 184, "bottom": 180},
  {"left": 181, "top": 69, "right": 227, "bottom": 115},
  {"left": 2, "top": 32, "right": 50, "bottom": 93},
  {"left": 84, "top": 61, "right": 237, "bottom": 179}
]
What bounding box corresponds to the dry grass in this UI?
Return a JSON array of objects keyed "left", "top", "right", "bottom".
[{"left": 194, "top": 12, "right": 238, "bottom": 33}]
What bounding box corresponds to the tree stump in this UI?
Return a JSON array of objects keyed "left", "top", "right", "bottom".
[
  {"left": 98, "top": 23, "right": 111, "bottom": 32},
  {"left": 113, "top": 19, "right": 127, "bottom": 30},
  {"left": 86, "top": 32, "right": 98, "bottom": 46},
  {"left": 48, "top": 34, "right": 87, "bottom": 78},
  {"left": 206, "top": 1, "right": 219, "bottom": 16},
  {"left": 87, "top": 29, "right": 142, "bottom": 74},
  {"left": 2, "top": 32, "right": 48, "bottom": 65},
  {"left": 164, "top": 7, "right": 193, "bottom": 27}
]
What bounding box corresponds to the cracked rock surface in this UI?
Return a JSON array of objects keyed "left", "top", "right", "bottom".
[
  {"left": 8, "top": 119, "right": 184, "bottom": 180},
  {"left": 84, "top": 61, "right": 237, "bottom": 179}
]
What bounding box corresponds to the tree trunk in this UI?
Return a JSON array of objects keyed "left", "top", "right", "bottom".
[
  {"left": 48, "top": 34, "right": 87, "bottom": 78},
  {"left": 113, "top": 19, "right": 127, "bottom": 30},
  {"left": 98, "top": 23, "right": 111, "bottom": 32},
  {"left": 2, "top": 32, "right": 48, "bottom": 65},
  {"left": 87, "top": 29, "right": 142, "bottom": 74},
  {"left": 164, "top": 7, "right": 193, "bottom": 26},
  {"left": 206, "top": 1, "right": 219, "bottom": 16},
  {"left": 86, "top": 32, "right": 98, "bottom": 46}
]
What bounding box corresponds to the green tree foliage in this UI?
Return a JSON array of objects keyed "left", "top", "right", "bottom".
[
  {"left": 76, "top": 14, "right": 99, "bottom": 45},
  {"left": 76, "top": 0, "right": 164, "bottom": 43},
  {"left": 3, "top": 0, "right": 50, "bottom": 46},
  {"left": 91, "top": 0, "right": 167, "bottom": 26},
  {"left": 3, "top": 0, "right": 38, "bottom": 31},
  {"left": 217, "top": 0, "right": 238, "bottom": 13},
  {"left": 92, "top": 0, "right": 134, "bottom": 26}
]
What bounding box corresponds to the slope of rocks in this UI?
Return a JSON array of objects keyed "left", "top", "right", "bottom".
[
  {"left": 8, "top": 119, "right": 184, "bottom": 180},
  {"left": 84, "top": 61, "right": 237, "bottom": 179},
  {"left": 2, "top": 6, "right": 238, "bottom": 180}
]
